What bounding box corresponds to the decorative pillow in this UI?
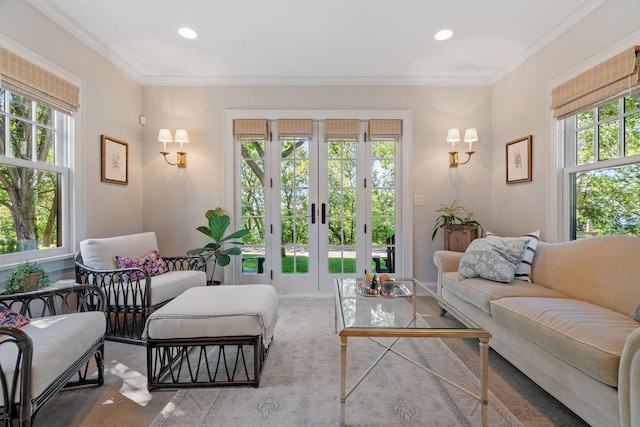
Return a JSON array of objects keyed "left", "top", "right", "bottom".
[
  {"left": 486, "top": 230, "right": 540, "bottom": 282},
  {"left": 0, "top": 307, "right": 30, "bottom": 328},
  {"left": 115, "top": 249, "right": 168, "bottom": 281},
  {"left": 458, "top": 236, "right": 529, "bottom": 283},
  {"left": 142, "top": 249, "right": 170, "bottom": 276},
  {"left": 631, "top": 304, "right": 640, "bottom": 322}
]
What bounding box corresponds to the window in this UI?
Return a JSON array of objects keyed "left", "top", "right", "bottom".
[
  {"left": 562, "top": 93, "right": 640, "bottom": 239},
  {"left": 0, "top": 88, "right": 72, "bottom": 257}
]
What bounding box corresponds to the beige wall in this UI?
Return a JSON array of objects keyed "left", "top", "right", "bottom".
[
  {"left": 1, "top": 0, "right": 144, "bottom": 243},
  {"left": 491, "top": 0, "right": 640, "bottom": 242},
  {"left": 142, "top": 86, "right": 492, "bottom": 282},
  {"left": 2, "top": 0, "right": 640, "bottom": 283}
]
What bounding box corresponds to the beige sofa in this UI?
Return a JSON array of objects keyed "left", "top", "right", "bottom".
[{"left": 433, "top": 235, "right": 640, "bottom": 427}]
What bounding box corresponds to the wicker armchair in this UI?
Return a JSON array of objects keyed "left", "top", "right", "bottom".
[
  {"left": 0, "top": 284, "right": 106, "bottom": 427},
  {"left": 74, "top": 232, "right": 207, "bottom": 344}
]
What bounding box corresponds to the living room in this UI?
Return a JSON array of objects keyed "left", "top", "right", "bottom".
[{"left": 1, "top": 0, "right": 640, "bottom": 426}]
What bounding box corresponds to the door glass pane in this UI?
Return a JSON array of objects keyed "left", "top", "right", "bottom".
[
  {"left": 281, "top": 138, "right": 310, "bottom": 275},
  {"left": 326, "top": 141, "right": 357, "bottom": 274},
  {"left": 371, "top": 139, "right": 396, "bottom": 273},
  {"left": 240, "top": 140, "right": 267, "bottom": 275}
]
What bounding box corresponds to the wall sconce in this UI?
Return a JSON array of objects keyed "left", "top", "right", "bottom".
[
  {"left": 447, "top": 128, "right": 478, "bottom": 167},
  {"left": 158, "top": 128, "right": 188, "bottom": 167}
]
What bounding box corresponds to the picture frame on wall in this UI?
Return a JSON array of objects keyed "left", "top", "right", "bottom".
[
  {"left": 506, "top": 135, "right": 532, "bottom": 184},
  {"left": 101, "top": 135, "right": 128, "bottom": 185}
]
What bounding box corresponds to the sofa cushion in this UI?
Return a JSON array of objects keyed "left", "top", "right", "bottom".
[
  {"left": 486, "top": 230, "right": 540, "bottom": 282},
  {"left": 458, "top": 236, "right": 529, "bottom": 282},
  {"left": 0, "top": 311, "right": 105, "bottom": 405},
  {"left": 491, "top": 297, "right": 640, "bottom": 387},
  {"left": 80, "top": 232, "right": 159, "bottom": 270},
  {"left": 442, "top": 272, "right": 568, "bottom": 314}
]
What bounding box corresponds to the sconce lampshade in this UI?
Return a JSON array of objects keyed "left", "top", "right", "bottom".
[
  {"left": 158, "top": 129, "right": 173, "bottom": 143},
  {"left": 174, "top": 129, "right": 189, "bottom": 144},
  {"left": 446, "top": 128, "right": 461, "bottom": 142},
  {"left": 463, "top": 128, "right": 479, "bottom": 143}
]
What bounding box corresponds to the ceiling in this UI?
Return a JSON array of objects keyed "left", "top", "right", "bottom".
[{"left": 27, "top": 0, "right": 606, "bottom": 86}]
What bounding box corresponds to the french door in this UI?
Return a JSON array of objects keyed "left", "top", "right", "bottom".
[{"left": 229, "top": 112, "right": 409, "bottom": 293}]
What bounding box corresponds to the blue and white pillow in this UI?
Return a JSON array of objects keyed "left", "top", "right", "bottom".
[
  {"left": 458, "top": 236, "right": 529, "bottom": 283},
  {"left": 486, "top": 230, "right": 540, "bottom": 282}
]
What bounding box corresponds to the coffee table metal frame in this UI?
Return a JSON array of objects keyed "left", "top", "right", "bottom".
[{"left": 334, "top": 278, "right": 491, "bottom": 426}]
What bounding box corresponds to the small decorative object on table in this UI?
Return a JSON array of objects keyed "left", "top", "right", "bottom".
[{"left": 356, "top": 279, "right": 412, "bottom": 298}]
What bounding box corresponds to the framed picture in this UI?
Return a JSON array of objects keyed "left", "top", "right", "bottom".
[
  {"left": 506, "top": 135, "right": 532, "bottom": 184},
  {"left": 101, "top": 135, "right": 128, "bottom": 185}
]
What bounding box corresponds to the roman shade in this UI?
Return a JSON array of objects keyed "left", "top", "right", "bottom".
[
  {"left": 324, "top": 119, "right": 360, "bottom": 142},
  {"left": 0, "top": 47, "right": 80, "bottom": 113},
  {"left": 277, "top": 119, "right": 313, "bottom": 140},
  {"left": 551, "top": 45, "right": 640, "bottom": 119},
  {"left": 369, "top": 119, "right": 402, "bottom": 141},
  {"left": 234, "top": 119, "right": 269, "bottom": 140}
]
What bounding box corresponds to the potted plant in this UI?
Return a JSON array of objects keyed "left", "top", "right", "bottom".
[
  {"left": 4, "top": 260, "right": 50, "bottom": 294},
  {"left": 431, "top": 200, "right": 482, "bottom": 252},
  {"left": 187, "top": 207, "right": 250, "bottom": 285}
]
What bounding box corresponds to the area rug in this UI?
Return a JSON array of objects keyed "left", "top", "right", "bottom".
[{"left": 150, "top": 296, "right": 523, "bottom": 427}]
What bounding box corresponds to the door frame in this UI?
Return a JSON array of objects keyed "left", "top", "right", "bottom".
[{"left": 224, "top": 109, "right": 413, "bottom": 290}]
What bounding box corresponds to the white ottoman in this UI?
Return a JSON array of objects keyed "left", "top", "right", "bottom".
[{"left": 143, "top": 284, "right": 278, "bottom": 389}]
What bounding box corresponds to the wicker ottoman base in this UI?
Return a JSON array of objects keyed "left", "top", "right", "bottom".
[{"left": 143, "top": 285, "right": 278, "bottom": 390}]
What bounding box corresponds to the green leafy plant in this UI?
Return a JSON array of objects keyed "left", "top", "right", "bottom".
[
  {"left": 431, "top": 200, "right": 482, "bottom": 240},
  {"left": 187, "top": 208, "right": 250, "bottom": 283},
  {"left": 4, "top": 260, "right": 50, "bottom": 294}
]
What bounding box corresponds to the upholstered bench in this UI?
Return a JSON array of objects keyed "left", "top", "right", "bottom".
[{"left": 143, "top": 284, "right": 278, "bottom": 390}]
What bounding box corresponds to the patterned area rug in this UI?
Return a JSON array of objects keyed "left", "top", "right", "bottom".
[{"left": 151, "top": 296, "right": 522, "bottom": 427}]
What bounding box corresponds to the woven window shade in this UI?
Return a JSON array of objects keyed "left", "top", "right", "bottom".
[
  {"left": 277, "top": 119, "right": 313, "bottom": 140},
  {"left": 0, "top": 48, "right": 80, "bottom": 113},
  {"left": 369, "top": 119, "right": 402, "bottom": 141},
  {"left": 324, "top": 119, "right": 360, "bottom": 142},
  {"left": 551, "top": 45, "right": 640, "bottom": 119},
  {"left": 234, "top": 119, "right": 269, "bottom": 140}
]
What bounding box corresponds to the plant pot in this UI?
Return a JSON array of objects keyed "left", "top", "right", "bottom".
[
  {"left": 444, "top": 224, "right": 479, "bottom": 252},
  {"left": 27, "top": 272, "right": 41, "bottom": 291}
]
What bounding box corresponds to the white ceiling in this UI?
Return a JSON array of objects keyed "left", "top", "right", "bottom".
[{"left": 27, "top": 0, "right": 606, "bottom": 86}]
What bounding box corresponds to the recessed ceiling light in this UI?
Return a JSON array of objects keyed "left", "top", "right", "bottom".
[
  {"left": 178, "top": 27, "right": 198, "bottom": 39},
  {"left": 434, "top": 29, "right": 453, "bottom": 41}
]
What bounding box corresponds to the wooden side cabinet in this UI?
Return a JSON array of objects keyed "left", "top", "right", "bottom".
[{"left": 444, "top": 225, "right": 479, "bottom": 252}]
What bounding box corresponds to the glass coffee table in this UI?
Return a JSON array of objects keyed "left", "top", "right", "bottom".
[{"left": 334, "top": 277, "right": 491, "bottom": 426}]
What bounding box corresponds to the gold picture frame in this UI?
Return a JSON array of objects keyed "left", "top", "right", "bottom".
[
  {"left": 101, "top": 135, "right": 129, "bottom": 185},
  {"left": 506, "top": 135, "right": 532, "bottom": 184}
]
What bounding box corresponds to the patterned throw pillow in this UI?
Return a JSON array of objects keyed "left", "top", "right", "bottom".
[
  {"left": 458, "top": 236, "right": 529, "bottom": 283},
  {"left": 115, "top": 249, "right": 169, "bottom": 281},
  {"left": 486, "top": 230, "right": 540, "bottom": 282},
  {"left": 0, "top": 307, "right": 30, "bottom": 328}
]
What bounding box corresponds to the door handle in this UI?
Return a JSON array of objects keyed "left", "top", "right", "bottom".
[
  {"left": 321, "top": 203, "right": 326, "bottom": 224},
  {"left": 311, "top": 203, "right": 316, "bottom": 224}
]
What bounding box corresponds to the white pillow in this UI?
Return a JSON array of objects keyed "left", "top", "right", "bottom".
[
  {"left": 458, "top": 236, "right": 529, "bottom": 283},
  {"left": 486, "top": 230, "right": 540, "bottom": 282}
]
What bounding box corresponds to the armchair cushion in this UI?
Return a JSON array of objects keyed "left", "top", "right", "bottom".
[
  {"left": 0, "top": 311, "right": 105, "bottom": 405},
  {"left": 80, "top": 232, "right": 159, "bottom": 270}
]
